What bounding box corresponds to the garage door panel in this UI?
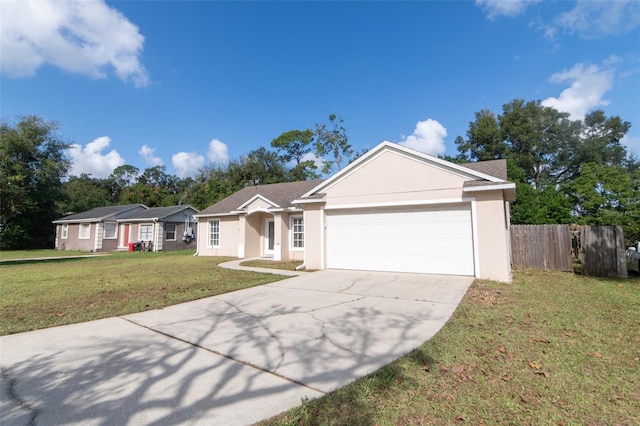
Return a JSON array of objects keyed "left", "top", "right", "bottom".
[{"left": 326, "top": 205, "right": 474, "bottom": 276}]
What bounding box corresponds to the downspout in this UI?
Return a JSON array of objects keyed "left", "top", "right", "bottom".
[{"left": 295, "top": 263, "right": 306, "bottom": 271}]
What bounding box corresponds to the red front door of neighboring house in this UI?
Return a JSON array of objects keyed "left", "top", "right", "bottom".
[{"left": 123, "top": 224, "right": 130, "bottom": 246}]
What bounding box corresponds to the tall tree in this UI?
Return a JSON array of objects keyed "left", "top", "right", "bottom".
[
  {"left": 0, "top": 116, "right": 71, "bottom": 248},
  {"left": 499, "top": 99, "right": 578, "bottom": 190},
  {"left": 226, "top": 147, "right": 290, "bottom": 189},
  {"left": 107, "top": 165, "right": 139, "bottom": 202},
  {"left": 455, "top": 108, "right": 506, "bottom": 161},
  {"left": 271, "top": 129, "right": 319, "bottom": 180},
  {"left": 314, "top": 114, "right": 353, "bottom": 175}
]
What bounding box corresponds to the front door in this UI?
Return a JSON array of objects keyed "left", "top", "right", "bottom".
[
  {"left": 121, "top": 224, "right": 130, "bottom": 247},
  {"left": 264, "top": 219, "right": 275, "bottom": 256}
]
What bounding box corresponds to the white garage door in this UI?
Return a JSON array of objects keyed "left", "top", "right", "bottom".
[{"left": 326, "top": 204, "right": 475, "bottom": 276}]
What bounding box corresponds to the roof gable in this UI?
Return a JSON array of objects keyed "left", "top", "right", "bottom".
[{"left": 300, "top": 142, "right": 506, "bottom": 199}]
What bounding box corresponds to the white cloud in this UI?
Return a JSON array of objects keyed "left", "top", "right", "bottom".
[
  {"left": 300, "top": 152, "right": 324, "bottom": 170},
  {"left": 541, "top": 63, "right": 613, "bottom": 120},
  {"left": 207, "top": 139, "right": 230, "bottom": 164},
  {"left": 172, "top": 152, "right": 205, "bottom": 178},
  {"left": 139, "top": 144, "right": 164, "bottom": 166},
  {"left": 0, "top": 0, "right": 149, "bottom": 87},
  {"left": 392, "top": 119, "right": 447, "bottom": 156},
  {"left": 555, "top": 0, "right": 640, "bottom": 38},
  {"left": 621, "top": 134, "right": 640, "bottom": 155},
  {"left": 475, "top": 0, "right": 540, "bottom": 19},
  {"left": 67, "top": 136, "right": 125, "bottom": 178}
]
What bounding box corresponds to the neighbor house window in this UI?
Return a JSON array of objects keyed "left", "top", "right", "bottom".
[
  {"left": 291, "top": 216, "right": 304, "bottom": 249},
  {"left": 104, "top": 222, "right": 117, "bottom": 239},
  {"left": 61, "top": 224, "right": 68, "bottom": 239},
  {"left": 165, "top": 223, "right": 176, "bottom": 241},
  {"left": 79, "top": 224, "right": 90, "bottom": 239},
  {"left": 139, "top": 224, "right": 153, "bottom": 241},
  {"left": 208, "top": 219, "right": 220, "bottom": 247}
]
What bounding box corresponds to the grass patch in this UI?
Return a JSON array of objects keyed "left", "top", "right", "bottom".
[
  {"left": 0, "top": 250, "right": 286, "bottom": 335},
  {"left": 0, "top": 249, "right": 93, "bottom": 260},
  {"left": 261, "top": 269, "right": 640, "bottom": 425},
  {"left": 240, "top": 259, "right": 304, "bottom": 271}
]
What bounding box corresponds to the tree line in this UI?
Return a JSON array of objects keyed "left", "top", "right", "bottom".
[{"left": 1, "top": 101, "right": 638, "bottom": 250}]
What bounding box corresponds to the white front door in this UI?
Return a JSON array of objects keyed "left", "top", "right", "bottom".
[{"left": 263, "top": 219, "right": 275, "bottom": 256}]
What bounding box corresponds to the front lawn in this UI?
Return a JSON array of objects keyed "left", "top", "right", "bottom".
[
  {"left": 261, "top": 269, "right": 640, "bottom": 425},
  {"left": 0, "top": 250, "right": 286, "bottom": 335}
]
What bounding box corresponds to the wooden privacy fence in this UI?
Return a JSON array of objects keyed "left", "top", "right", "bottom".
[
  {"left": 510, "top": 225, "right": 573, "bottom": 271},
  {"left": 581, "top": 225, "right": 627, "bottom": 279}
]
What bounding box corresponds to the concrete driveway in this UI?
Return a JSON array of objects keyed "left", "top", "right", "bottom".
[{"left": 1, "top": 270, "right": 473, "bottom": 426}]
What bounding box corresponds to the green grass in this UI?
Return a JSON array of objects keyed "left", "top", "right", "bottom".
[
  {"left": 0, "top": 249, "right": 94, "bottom": 260},
  {"left": 240, "top": 259, "right": 304, "bottom": 271},
  {"left": 261, "top": 269, "right": 640, "bottom": 425},
  {"left": 0, "top": 250, "right": 286, "bottom": 335}
]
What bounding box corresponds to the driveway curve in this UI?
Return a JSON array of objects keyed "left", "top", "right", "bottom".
[{"left": 1, "top": 269, "right": 473, "bottom": 426}]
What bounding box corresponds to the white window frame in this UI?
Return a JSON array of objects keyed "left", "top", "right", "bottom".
[
  {"left": 165, "top": 223, "right": 177, "bottom": 241},
  {"left": 61, "top": 224, "right": 68, "bottom": 239},
  {"left": 139, "top": 223, "right": 153, "bottom": 241},
  {"left": 290, "top": 215, "right": 304, "bottom": 250},
  {"left": 208, "top": 219, "right": 220, "bottom": 248},
  {"left": 103, "top": 222, "right": 117, "bottom": 239},
  {"left": 79, "top": 224, "right": 90, "bottom": 239}
]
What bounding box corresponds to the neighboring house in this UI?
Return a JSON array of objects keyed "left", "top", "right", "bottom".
[
  {"left": 195, "top": 141, "right": 516, "bottom": 282},
  {"left": 53, "top": 204, "right": 147, "bottom": 252},
  {"left": 117, "top": 205, "right": 199, "bottom": 252}
]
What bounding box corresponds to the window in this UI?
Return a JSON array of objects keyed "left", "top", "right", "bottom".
[
  {"left": 165, "top": 223, "right": 176, "bottom": 241},
  {"left": 291, "top": 216, "right": 304, "bottom": 249},
  {"left": 104, "top": 222, "right": 117, "bottom": 239},
  {"left": 139, "top": 224, "right": 153, "bottom": 241},
  {"left": 79, "top": 224, "right": 90, "bottom": 239},
  {"left": 208, "top": 219, "right": 220, "bottom": 247},
  {"left": 61, "top": 224, "right": 68, "bottom": 239}
]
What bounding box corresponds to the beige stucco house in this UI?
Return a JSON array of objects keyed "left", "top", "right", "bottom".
[{"left": 195, "top": 142, "right": 516, "bottom": 282}]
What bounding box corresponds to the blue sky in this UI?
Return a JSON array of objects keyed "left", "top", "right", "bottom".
[{"left": 2, "top": 0, "right": 639, "bottom": 178}]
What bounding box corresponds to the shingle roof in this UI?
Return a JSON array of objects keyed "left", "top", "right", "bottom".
[
  {"left": 462, "top": 159, "right": 508, "bottom": 181},
  {"left": 53, "top": 204, "right": 146, "bottom": 223},
  {"left": 118, "top": 205, "right": 198, "bottom": 221},
  {"left": 198, "top": 180, "right": 324, "bottom": 216}
]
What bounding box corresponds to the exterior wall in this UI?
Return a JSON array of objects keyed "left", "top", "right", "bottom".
[
  {"left": 196, "top": 216, "right": 239, "bottom": 256},
  {"left": 303, "top": 204, "right": 324, "bottom": 270},
  {"left": 281, "top": 211, "right": 305, "bottom": 261},
  {"left": 323, "top": 150, "right": 468, "bottom": 208},
  {"left": 474, "top": 192, "right": 512, "bottom": 282},
  {"left": 196, "top": 212, "right": 303, "bottom": 260},
  {"left": 244, "top": 213, "right": 264, "bottom": 257},
  {"left": 161, "top": 222, "right": 197, "bottom": 251},
  {"left": 56, "top": 223, "right": 95, "bottom": 251}
]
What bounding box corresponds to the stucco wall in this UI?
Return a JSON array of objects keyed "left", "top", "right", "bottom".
[
  {"left": 197, "top": 216, "right": 239, "bottom": 256},
  {"left": 474, "top": 192, "right": 512, "bottom": 282},
  {"left": 303, "top": 204, "right": 324, "bottom": 270}
]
